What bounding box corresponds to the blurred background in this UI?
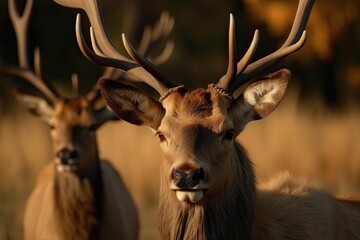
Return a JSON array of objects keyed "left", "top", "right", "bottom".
[{"left": 0, "top": 0, "right": 359, "bottom": 239}]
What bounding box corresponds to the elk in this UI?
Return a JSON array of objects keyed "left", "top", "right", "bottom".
[
  {"left": 56, "top": 0, "right": 360, "bottom": 239},
  {"left": 0, "top": 0, "right": 174, "bottom": 239}
]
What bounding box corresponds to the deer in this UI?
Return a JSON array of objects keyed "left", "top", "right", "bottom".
[
  {"left": 0, "top": 0, "right": 174, "bottom": 239},
  {"left": 54, "top": 0, "right": 360, "bottom": 239}
]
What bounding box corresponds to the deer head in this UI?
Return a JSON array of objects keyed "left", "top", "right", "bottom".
[{"left": 1, "top": 0, "right": 174, "bottom": 175}]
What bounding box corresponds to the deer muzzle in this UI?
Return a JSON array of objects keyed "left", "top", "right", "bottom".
[
  {"left": 171, "top": 168, "right": 207, "bottom": 203},
  {"left": 55, "top": 148, "right": 79, "bottom": 172}
]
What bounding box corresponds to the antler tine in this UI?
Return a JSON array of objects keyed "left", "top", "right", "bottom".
[
  {"left": 0, "top": 63, "right": 58, "bottom": 103},
  {"left": 103, "top": 12, "right": 175, "bottom": 79},
  {"left": 85, "top": 27, "right": 113, "bottom": 103},
  {"left": 32, "top": 48, "right": 59, "bottom": 101},
  {"left": 54, "top": 0, "right": 127, "bottom": 60},
  {"left": 137, "top": 11, "right": 175, "bottom": 65},
  {"left": 236, "top": 30, "right": 259, "bottom": 77},
  {"left": 86, "top": 27, "right": 120, "bottom": 103},
  {"left": 138, "top": 12, "right": 174, "bottom": 53},
  {"left": 8, "top": 0, "right": 32, "bottom": 67},
  {"left": 75, "top": 14, "right": 175, "bottom": 95},
  {"left": 75, "top": 15, "right": 135, "bottom": 71},
  {"left": 281, "top": 0, "right": 315, "bottom": 48},
  {"left": 137, "top": 26, "right": 152, "bottom": 54},
  {"left": 217, "top": 15, "right": 259, "bottom": 90},
  {"left": 217, "top": 14, "right": 238, "bottom": 89},
  {"left": 122, "top": 33, "right": 178, "bottom": 94},
  {"left": 71, "top": 73, "right": 79, "bottom": 97},
  {"left": 90, "top": 26, "right": 106, "bottom": 57},
  {"left": 220, "top": 0, "right": 314, "bottom": 94},
  {"left": 152, "top": 11, "right": 173, "bottom": 41},
  {"left": 85, "top": 11, "right": 175, "bottom": 103},
  {"left": 151, "top": 40, "right": 174, "bottom": 66},
  {"left": 2, "top": 0, "right": 59, "bottom": 102}
]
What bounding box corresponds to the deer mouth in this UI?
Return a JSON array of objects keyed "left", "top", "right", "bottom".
[
  {"left": 174, "top": 189, "right": 206, "bottom": 203},
  {"left": 55, "top": 158, "right": 79, "bottom": 172}
]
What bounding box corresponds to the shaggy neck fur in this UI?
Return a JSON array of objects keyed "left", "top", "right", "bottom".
[
  {"left": 158, "top": 142, "right": 256, "bottom": 240},
  {"left": 54, "top": 158, "right": 103, "bottom": 240}
]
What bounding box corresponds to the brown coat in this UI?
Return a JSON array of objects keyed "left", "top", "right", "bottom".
[{"left": 23, "top": 161, "right": 139, "bottom": 240}]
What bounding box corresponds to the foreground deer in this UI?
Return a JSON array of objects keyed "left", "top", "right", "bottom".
[
  {"left": 0, "top": 0, "right": 174, "bottom": 239},
  {"left": 56, "top": 0, "right": 360, "bottom": 239}
]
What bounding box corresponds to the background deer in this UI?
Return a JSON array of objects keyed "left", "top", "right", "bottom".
[
  {"left": 0, "top": 0, "right": 174, "bottom": 239},
  {"left": 53, "top": 0, "right": 360, "bottom": 239}
]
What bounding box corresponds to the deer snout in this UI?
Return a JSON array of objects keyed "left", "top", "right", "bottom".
[
  {"left": 171, "top": 164, "right": 207, "bottom": 203},
  {"left": 56, "top": 148, "right": 79, "bottom": 165},
  {"left": 172, "top": 168, "right": 204, "bottom": 189}
]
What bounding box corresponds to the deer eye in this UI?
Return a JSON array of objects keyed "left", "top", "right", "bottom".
[
  {"left": 156, "top": 131, "right": 167, "bottom": 142},
  {"left": 223, "top": 129, "right": 236, "bottom": 141}
]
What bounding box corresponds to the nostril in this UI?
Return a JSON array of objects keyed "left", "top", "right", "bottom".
[
  {"left": 173, "top": 168, "right": 204, "bottom": 189},
  {"left": 173, "top": 169, "right": 186, "bottom": 180},
  {"left": 172, "top": 169, "right": 186, "bottom": 188},
  {"left": 69, "top": 150, "right": 79, "bottom": 159},
  {"left": 185, "top": 168, "right": 204, "bottom": 188},
  {"left": 56, "top": 149, "right": 78, "bottom": 164},
  {"left": 57, "top": 150, "right": 68, "bottom": 160},
  {"left": 189, "top": 168, "right": 204, "bottom": 183}
]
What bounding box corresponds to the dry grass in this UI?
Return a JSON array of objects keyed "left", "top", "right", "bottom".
[{"left": 0, "top": 93, "right": 359, "bottom": 240}]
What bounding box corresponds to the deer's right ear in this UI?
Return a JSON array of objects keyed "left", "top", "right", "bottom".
[
  {"left": 17, "top": 93, "right": 54, "bottom": 122},
  {"left": 99, "top": 78, "right": 165, "bottom": 130}
]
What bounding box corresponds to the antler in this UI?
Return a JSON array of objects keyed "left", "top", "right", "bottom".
[
  {"left": 137, "top": 11, "right": 175, "bottom": 65},
  {"left": 217, "top": 0, "right": 315, "bottom": 94},
  {"left": 53, "top": 0, "right": 177, "bottom": 96},
  {"left": 0, "top": 0, "right": 59, "bottom": 103},
  {"left": 85, "top": 10, "right": 175, "bottom": 103}
]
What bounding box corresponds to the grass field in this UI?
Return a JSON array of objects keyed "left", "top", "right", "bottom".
[{"left": 0, "top": 92, "right": 359, "bottom": 240}]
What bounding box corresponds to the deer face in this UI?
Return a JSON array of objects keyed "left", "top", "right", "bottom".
[
  {"left": 18, "top": 94, "right": 113, "bottom": 173},
  {"left": 158, "top": 88, "right": 235, "bottom": 203},
  {"left": 49, "top": 98, "right": 98, "bottom": 172},
  {"left": 100, "top": 69, "right": 290, "bottom": 204}
]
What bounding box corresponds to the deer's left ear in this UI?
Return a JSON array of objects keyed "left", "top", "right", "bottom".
[
  {"left": 17, "top": 93, "right": 54, "bottom": 122},
  {"left": 229, "top": 69, "right": 290, "bottom": 131}
]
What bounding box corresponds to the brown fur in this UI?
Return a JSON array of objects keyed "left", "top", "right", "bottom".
[
  {"left": 54, "top": 172, "right": 98, "bottom": 239},
  {"left": 158, "top": 142, "right": 360, "bottom": 240},
  {"left": 99, "top": 72, "right": 360, "bottom": 240},
  {"left": 158, "top": 143, "right": 255, "bottom": 240},
  {"left": 23, "top": 99, "right": 139, "bottom": 240},
  {"left": 255, "top": 172, "right": 360, "bottom": 239},
  {"left": 23, "top": 161, "right": 139, "bottom": 240},
  {"left": 183, "top": 90, "right": 358, "bottom": 238},
  {"left": 183, "top": 89, "right": 213, "bottom": 118}
]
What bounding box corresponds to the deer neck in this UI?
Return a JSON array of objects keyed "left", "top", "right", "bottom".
[
  {"left": 158, "top": 142, "right": 256, "bottom": 240},
  {"left": 53, "top": 148, "right": 103, "bottom": 239}
]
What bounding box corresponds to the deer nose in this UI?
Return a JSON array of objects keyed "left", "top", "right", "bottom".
[
  {"left": 56, "top": 149, "right": 79, "bottom": 165},
  {"left": 173, "top": 168, "right": 204, "bottom": 189}
]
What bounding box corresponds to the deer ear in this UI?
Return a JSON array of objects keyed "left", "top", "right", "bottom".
[
  {"left": 230, "top": 69, "right": 290, "bottom": 131},
  {"left": 99, "top": 78, "right": 165, "bottom": 130},
  {"left": 17, "top": 93, "right": 54, "bottom": 122}
]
